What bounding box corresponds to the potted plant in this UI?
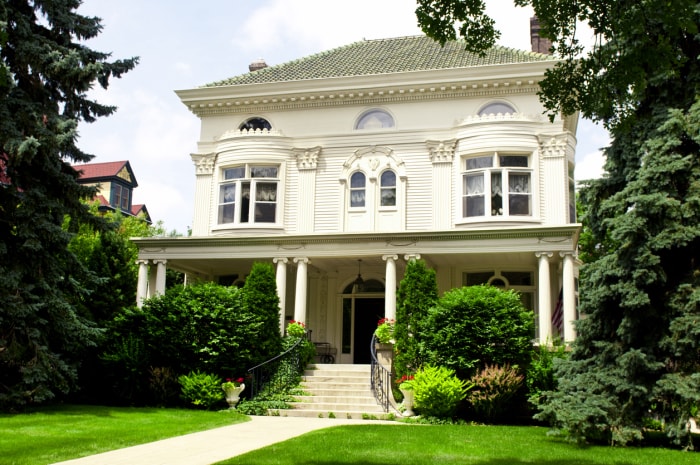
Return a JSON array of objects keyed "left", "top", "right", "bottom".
[
  {"left": 374, "top": 318, "right": 395, "bottom": 345},
  {"left": 286, "top": 320, "right": 306, "bottom": 338},
  {"left": 396, "top": 374, "right": 415, "bottom": 417},
  {"left": 221, "top": 377, "right": 245, "bottom": 409}
]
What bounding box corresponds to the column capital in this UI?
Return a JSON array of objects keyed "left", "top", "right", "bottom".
[
  {"left": 382, "top": 254, "right": 399, "bottom": 262},
  {"left": 293, "top": 257, "right": 310, "bottom": 265},
  {"left": 153, "top": 259, "right": 168, "bottom": 265},
  {"left": 273, "top": 257, "right": 289, "bottom": 264},
  {"left": 293, "top": 146, "right": 321, "bottom": 170},
  {"left": 136, "top": 259, "right": 150, "bottom": 266},
  {"left": 404, "top": 253, "right": 421, "bottom": 262},
  {"left": 559, "top": 251, "right": 576, "bottom": 259},
  {"left": 535, "top": 252, "right": 553, "bottom": 260},
  {"left": 426, "top": 139, "right": 456, "bottom": 164}
]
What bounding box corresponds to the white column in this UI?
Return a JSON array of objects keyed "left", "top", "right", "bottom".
[
  {"left": 136, "top": 260, "right": 150, "bottom": 308},
  {"left": 148, "top": 265, "right": 158, "bottom": 299},
  {"left": 274, "top": 257, "right": 289, "bottom": 335},
  {"left": 383, "top": 255, "right": 398, "bottom": 321},
  {"left": 560, "top": 251, "right": 577, "bottom": 342},
  {"left": 536, "top": 252, "right": 553, "bottom": 345},
  {"left": 293, "top": 257, "right": 309, "bottom": 324},
  {"left": 154, "top": 259, "right": 167, "bottom": 297}
]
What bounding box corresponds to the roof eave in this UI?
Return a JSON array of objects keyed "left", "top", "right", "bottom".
[{"left": 175, "top": 60, "right": 558, "bottom": 112}]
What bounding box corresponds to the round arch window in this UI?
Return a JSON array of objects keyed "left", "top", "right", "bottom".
[
  {"left": 478, "top": 102, "right": 516, "bottom": 116},
  {"left": 355, "top": 109, "right": 394, "bottom": 130},
  {"left": 239, "top": 117, "right": 272, "bottom": 131}
]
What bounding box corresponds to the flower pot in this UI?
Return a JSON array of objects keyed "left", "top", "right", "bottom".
[
  {"left": 399, "top": 387, "right": 415, "bottom": 417},
  {"left": 222, "top": 383, "right": 245, "bottom": 409}
]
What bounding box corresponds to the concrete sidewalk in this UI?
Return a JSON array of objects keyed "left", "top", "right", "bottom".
[{"left": 51, "top": 416, "right": 400, "bottom": 465}]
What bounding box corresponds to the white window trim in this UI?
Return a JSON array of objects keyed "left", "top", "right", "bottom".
[
  {"left": 456, "top": 151, "right": 539, "bottom": 225},
  {"left": 212, "top": 162, "right": 285, "bottom": 230}
]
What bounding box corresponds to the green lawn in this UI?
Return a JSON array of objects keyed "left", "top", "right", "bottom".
[
  {"left": 0, "top": 404, "right": 248, "bottom": 465},
  {"left": 217, "top": 424, "right": 698, "bottom": 465}
]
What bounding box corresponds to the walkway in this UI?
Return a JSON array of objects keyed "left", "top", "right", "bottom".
[{"left": 51, "top": 415, "right": 400, "bottom": 465}]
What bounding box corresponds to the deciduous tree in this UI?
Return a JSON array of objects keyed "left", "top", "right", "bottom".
[{"left": 416, "top": 0, "right": 700, "bottom": 446}]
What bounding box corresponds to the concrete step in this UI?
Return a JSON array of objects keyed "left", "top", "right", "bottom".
[
  {"left": 271, "top": 408, "right": 392, "bottom": 420},
  {"left": 298, "top": 388, "right": 372, "bottom": 397},
  {"left": 284, "top": 363, "right": 389, "bottom": 420},
  {"left": 293, "top": 395, "right": 379, "bottom": 406}
]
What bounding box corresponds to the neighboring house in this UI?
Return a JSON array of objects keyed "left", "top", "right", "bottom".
[
  {"left": 73, "top": 160, "right": 152, "bottom": 224},
  {"left": 133, "top": 28, "right": 581, "bottom": 364}
]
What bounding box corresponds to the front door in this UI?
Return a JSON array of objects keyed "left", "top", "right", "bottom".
[{"left": 353, "top": 298, "right": 384, "bottom": 364}]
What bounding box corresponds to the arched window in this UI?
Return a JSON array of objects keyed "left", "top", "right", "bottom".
[
  {"left": 239, "top": 117, "right": 272, "bottom": 131},
  {"left": 355, "top": 109, "right": 394, "bottom": 130},
  {"left": 478, "top": 102, "right": 516, "bottom": 116},
  {"left": 379, "top": 170, "right": 396, "bottom": 207},
  {"left": 349, "top": 172, "right": 366, "bottom": 207}
]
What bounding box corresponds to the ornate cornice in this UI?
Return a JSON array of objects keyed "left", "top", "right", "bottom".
[{"left": 184, "top": 81, "right": 542, "bottom": 117}]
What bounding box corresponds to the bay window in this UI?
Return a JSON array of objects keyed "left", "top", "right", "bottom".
[
  {"left": 218, "top": 165, "right": 279, "bottom": 224},
  {"left": 462, "top": 153, "right": 531, "bottom": 218}
]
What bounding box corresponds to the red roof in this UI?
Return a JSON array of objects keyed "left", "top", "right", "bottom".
[{"left": 73, "top": 161, "right": 129, "bottom": 180}]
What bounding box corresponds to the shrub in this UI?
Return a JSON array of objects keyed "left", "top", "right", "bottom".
[
  {"left": 467, "top": 364, "right": 524, "bottom": 422},
  {"left": 526, "top": 341, "right": 568, "bottom": 405},
  {"left": 178, "top": 371, "right": 224, "bottom": 410},
  {"left": 394, "top": 259, "right": 438, "bottom": 378},
  {"left": 413, "top": 365, "right": 472, "bottom": 418},
  {"left": 422, "top": 285, "right": 534, "bottom": 380}
]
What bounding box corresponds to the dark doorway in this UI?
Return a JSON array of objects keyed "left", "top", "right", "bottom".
[{"left": 353, "top": 298, "right": 384, "bottom": 364}]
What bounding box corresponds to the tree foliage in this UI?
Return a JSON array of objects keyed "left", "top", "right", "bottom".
[
  {"left": 416, "top": 1, "right": 700, "bottom": 447},
  {"left": 0, "top": 0, "right": 136, "bottom": 410},
  {"left": 416, "top": 0, "right": 700, "bottom": 128},
  {"left": 394, "top": 259, "right": 438, "bottom": 377}
]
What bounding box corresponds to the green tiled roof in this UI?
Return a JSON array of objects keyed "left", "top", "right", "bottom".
[{"left": 205, "top": 35, "right": 554, "bottom": 87}]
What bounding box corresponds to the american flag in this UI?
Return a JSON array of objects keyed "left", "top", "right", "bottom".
[{"left": 552, "top": 289, "right": 564, "bottom": 333}]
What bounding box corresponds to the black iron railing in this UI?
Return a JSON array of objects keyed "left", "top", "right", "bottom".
[
  {"left": 247, "top": 335, "right": 306, "bottom": 399},
  {"left": 370, "top": 333, "right": 393, "bottom": 412}
]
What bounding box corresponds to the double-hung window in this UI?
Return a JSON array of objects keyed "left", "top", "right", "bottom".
[
  {"left": 218, "top": 165, "right": 279, "bottom": 225},
  {"left": 462, "top": 154, "right": 531, "bottom": 218}
]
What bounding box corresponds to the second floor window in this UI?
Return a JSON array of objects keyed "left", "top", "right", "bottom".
[
  {"left": 350, "top": 172, "right": 366, "bottom": 208},
  {"left": 380, "top": 170, "right": 396, "bottom": 207},
  {"left": 218, "top": 165, "right": 278, "bottom": 224},
  {"left": 112, "top": 183, "right": 130, "bottom": 211},
  {"left": 462, "top": 154, "right": 531, "bottom": 218}
]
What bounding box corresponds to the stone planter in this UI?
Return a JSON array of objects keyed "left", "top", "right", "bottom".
[
  {"left": 374, "top": 342, "right": 394, "bottom": 370},
  {"left": 222, "top": 383, "right": 245, "bottom": 409},
  {"left": 399, "top": 387, "right": 415, "bottom": 417}
]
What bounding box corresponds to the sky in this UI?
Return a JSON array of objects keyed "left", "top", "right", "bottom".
[{"left": 76, "top": 0, "right": 609, "bottom": 234}]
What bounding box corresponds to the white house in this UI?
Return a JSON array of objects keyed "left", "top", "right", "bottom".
[{"left": 133, "top": 32, "right": 580, "bottom": 364}]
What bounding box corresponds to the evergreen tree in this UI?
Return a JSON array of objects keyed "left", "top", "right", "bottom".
[
  {"left": 0, "top": 1, "right": 137, "bottom": 410},
  {"left": 394, "top": 259, "right": 438, "bottom": 377},
  {"left": 416, "top": 0, "right": 700, "bottom": 446},
  {"left": 242, "top": 262, "right": 283, "bottom": 361}
]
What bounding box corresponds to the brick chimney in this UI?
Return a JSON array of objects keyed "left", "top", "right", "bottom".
[
  {"left": 249, "top": 58, "right": 268, "bottom": 72},
  {"left": 530, "top": 16, "right": 553, "bottom": 54}
]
